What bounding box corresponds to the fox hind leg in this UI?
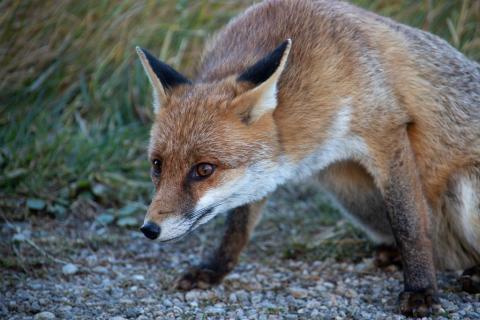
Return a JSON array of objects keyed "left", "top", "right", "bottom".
[
  {"left": 440, "top": 168, "right": 480, "bottom": 292},
  {"left": 177, "top": 199, "right": 265, "bottom": 290},
  {"left": 456, "top": 170, "right": 480, "bottom": 294}
]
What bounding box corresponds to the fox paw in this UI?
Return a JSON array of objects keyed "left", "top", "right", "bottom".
[
  {"left": 176, "top": 264, "right": 225, "bottom": 291},
  {"left": 459, "top": 266, "right": 480, "bottom": 294},
  {"left": 398, "top": 289, "right": 439, "bottom": 317}
]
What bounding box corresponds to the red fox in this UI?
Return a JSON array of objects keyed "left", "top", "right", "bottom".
[{"left": 137, "top": 0, "right": 480, "bottom": 316}]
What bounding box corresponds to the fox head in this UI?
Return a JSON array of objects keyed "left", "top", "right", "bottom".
[{"left": 137, "top": 40, "right": 291, "bottom": 241}]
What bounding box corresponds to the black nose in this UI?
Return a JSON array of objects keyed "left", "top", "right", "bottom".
[{"left": 140, "top": 222, "right": 161, "bottom": 240}]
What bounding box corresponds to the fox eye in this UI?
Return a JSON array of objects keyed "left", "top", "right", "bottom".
[
  {"left": 151, "top": 159, "right": 162, "bottom": 176},
  {"left": 191, "top": 163, "right": 215, "bottom": 180}
]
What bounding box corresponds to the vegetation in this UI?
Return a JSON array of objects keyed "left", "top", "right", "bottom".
[{"left": 1, "top": 0, "right": 479, "bottom": 224}]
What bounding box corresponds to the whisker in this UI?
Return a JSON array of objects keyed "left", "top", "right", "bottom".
[
  {"left": 164, "top": 196, "right": 261, "bottom": 242},
  {"left": 184, "top": 199, "right": 229, "bottom": 220}
]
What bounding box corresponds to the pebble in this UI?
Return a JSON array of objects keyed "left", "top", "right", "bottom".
[
  {"left": 229, "top": 292, "right": 238, "bottom": 303},
  {"left": 163, "top": 299, "right": 173, "bottom": 307},
  {"left": 306, "top": 300, "right": 322, "bottom": 309},
  {"left": 132, "top": 274, "right": 145, "bottom": 281},
  {"left": 119, "top": 298, "right": 134, "bottom": 305},
  {"left": 236, "top": 290, "right": 250, "bottom": 303},
  {"left": 288, "top": 287, "right": 309, "bottom": 299},
  {"left": 30, "top": 302, "right": 41, "bottom": 313},
  {"left": 443, "top": 299, "right": 459, "bottom": 312},
  {"left": 62, "top": 263, "right": 78, "bottom": 275},
  {"left": 205, "top": 306, "right": 225, "bottom": 314},
  {"left": 125, "top": 307, "right": 142, "bottom": 318},
  {"left": 94, "top": 266, "right": 109, "bottom": 274},
  {"left": 12, "top": 233, "right": 28, "bottom": 242},
  {"left": 185, "top": 290, "right": 201, "bottom": 301},
  {"left": 28, "top": 283, "right": 43, "bottom": 290},
  {"left": 34, "top": 311, "right": 55, "bottom": 320}
]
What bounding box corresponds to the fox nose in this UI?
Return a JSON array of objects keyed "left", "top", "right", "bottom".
[{"left": 140, "top": 222, "right": 161, "bottom": 240}]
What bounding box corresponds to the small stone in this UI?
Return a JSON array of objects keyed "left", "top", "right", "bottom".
[
  {"left": 12, "top": 233, "right": 28, "bottom": 242},
  {"left": 140, "top": 297, "right": 156, "bottom": 304},
  {"left": 34, "top": 311, "right": 56, "bottom": 320},
  {"left": 29, "top": 302, "right": 41, "bottom": 313},
  {"left": 125, "top": 307, "right": 142, "bottom": 318},
  {"left": 251, "top": 293, "right": 263, "bottom": 304},
  {"left": 62, "top": 263, "right": 78, "bottom": 275},
  {"left": 236, "top": 290, "right": 249, "bottom": 303},
  {"left": 119, "top": 298, "right": 134, "bottom": 305},
  {"left": 163, "top": 299, "right": 173, "bottom": 307},
  {"left": 205, "top": 306, "right": 225, "bottom": 314},
  {"left": 225, "top": 272, "right": 241, "bottom": 281},
  {"left": 345, "top": 288, "right": 358, "bottom": 298},
  {"left": 93, "top": 266, "right": 109, "bottom": 274},
  {"left": 199, "top": 291, "right": 215, "bottom": 300},
  {"left": 27, "top": 198, "right": 46, "bottom": 211},
  {"left": 110, "top": 317, "right": 127, "bottom": 320},
  {"left": 306, "top": 300, "right": 322, "bottom": 309},
  {"left": 443, "top": 300, "right": 458, "bottom": 312},
  {"left": 288, "top": 287, "right": 308, "bottom": 299},
  {"left": 185, "top": 290, "right": 201, "bottom": 301},
  {"left": 132, "top": 274, "right": 145, "bottom": 281},
  {"left": 28, "top": 283, "right": 42, "bottom": 290},
  {"left": 85, "top": 255, "right": 98, "bottom": 266},
  {"left": 58, "top": 305, "right": 72, "bottom": 313},
  {"left": 259, "top": 301, "right": 277, "bottom": 310},
  {"left": 229, "top": 293, "right": 238, "bottom": 303}
]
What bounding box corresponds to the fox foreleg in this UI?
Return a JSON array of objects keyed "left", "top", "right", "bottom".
[
  {"left": 177, "top": 199, "right": 265, "bottom": 290},
  {"left": 376, "top": 129, "right": 439, "bottom": 317}
]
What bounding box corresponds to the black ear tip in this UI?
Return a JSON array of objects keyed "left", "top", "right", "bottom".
[
  {"left": 273, "top": 39, "right": 292, "bottom": 58},
  {"left": 135, "top": 46, "right": 147, "bottom": 56},
  {"left": 237, "top": 39, "right": 292, "bottom": 85},
  {"left": 138, "top": 47, "right": 156, "bottom": 61},
  {"left": 136, "top": 47, "right": 159, "bottom": 64},
  {"left": 279, "top": 39, "right": 291, "bottom": 51},
  {"left": 136, "top": 46, "right": 191, "bottom": 89},
  {"left": 135, "top": 46, "right": 161, "bottom": 66}
]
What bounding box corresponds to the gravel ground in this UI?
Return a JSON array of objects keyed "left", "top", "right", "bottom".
[{"left": 2, "top": 185, "right": 480, "bottom": 319}]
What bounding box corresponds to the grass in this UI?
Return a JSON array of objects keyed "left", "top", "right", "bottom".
[{"left": 1, "top": 0, "right": 479, "bottom": 222}]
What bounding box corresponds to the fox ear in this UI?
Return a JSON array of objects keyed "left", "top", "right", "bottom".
[
  {"left": 136, "top": 47, "right": 190, "bottom": 113},
  {"left": 235, "top": 39, "right": 291, "bottom": 123}
]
